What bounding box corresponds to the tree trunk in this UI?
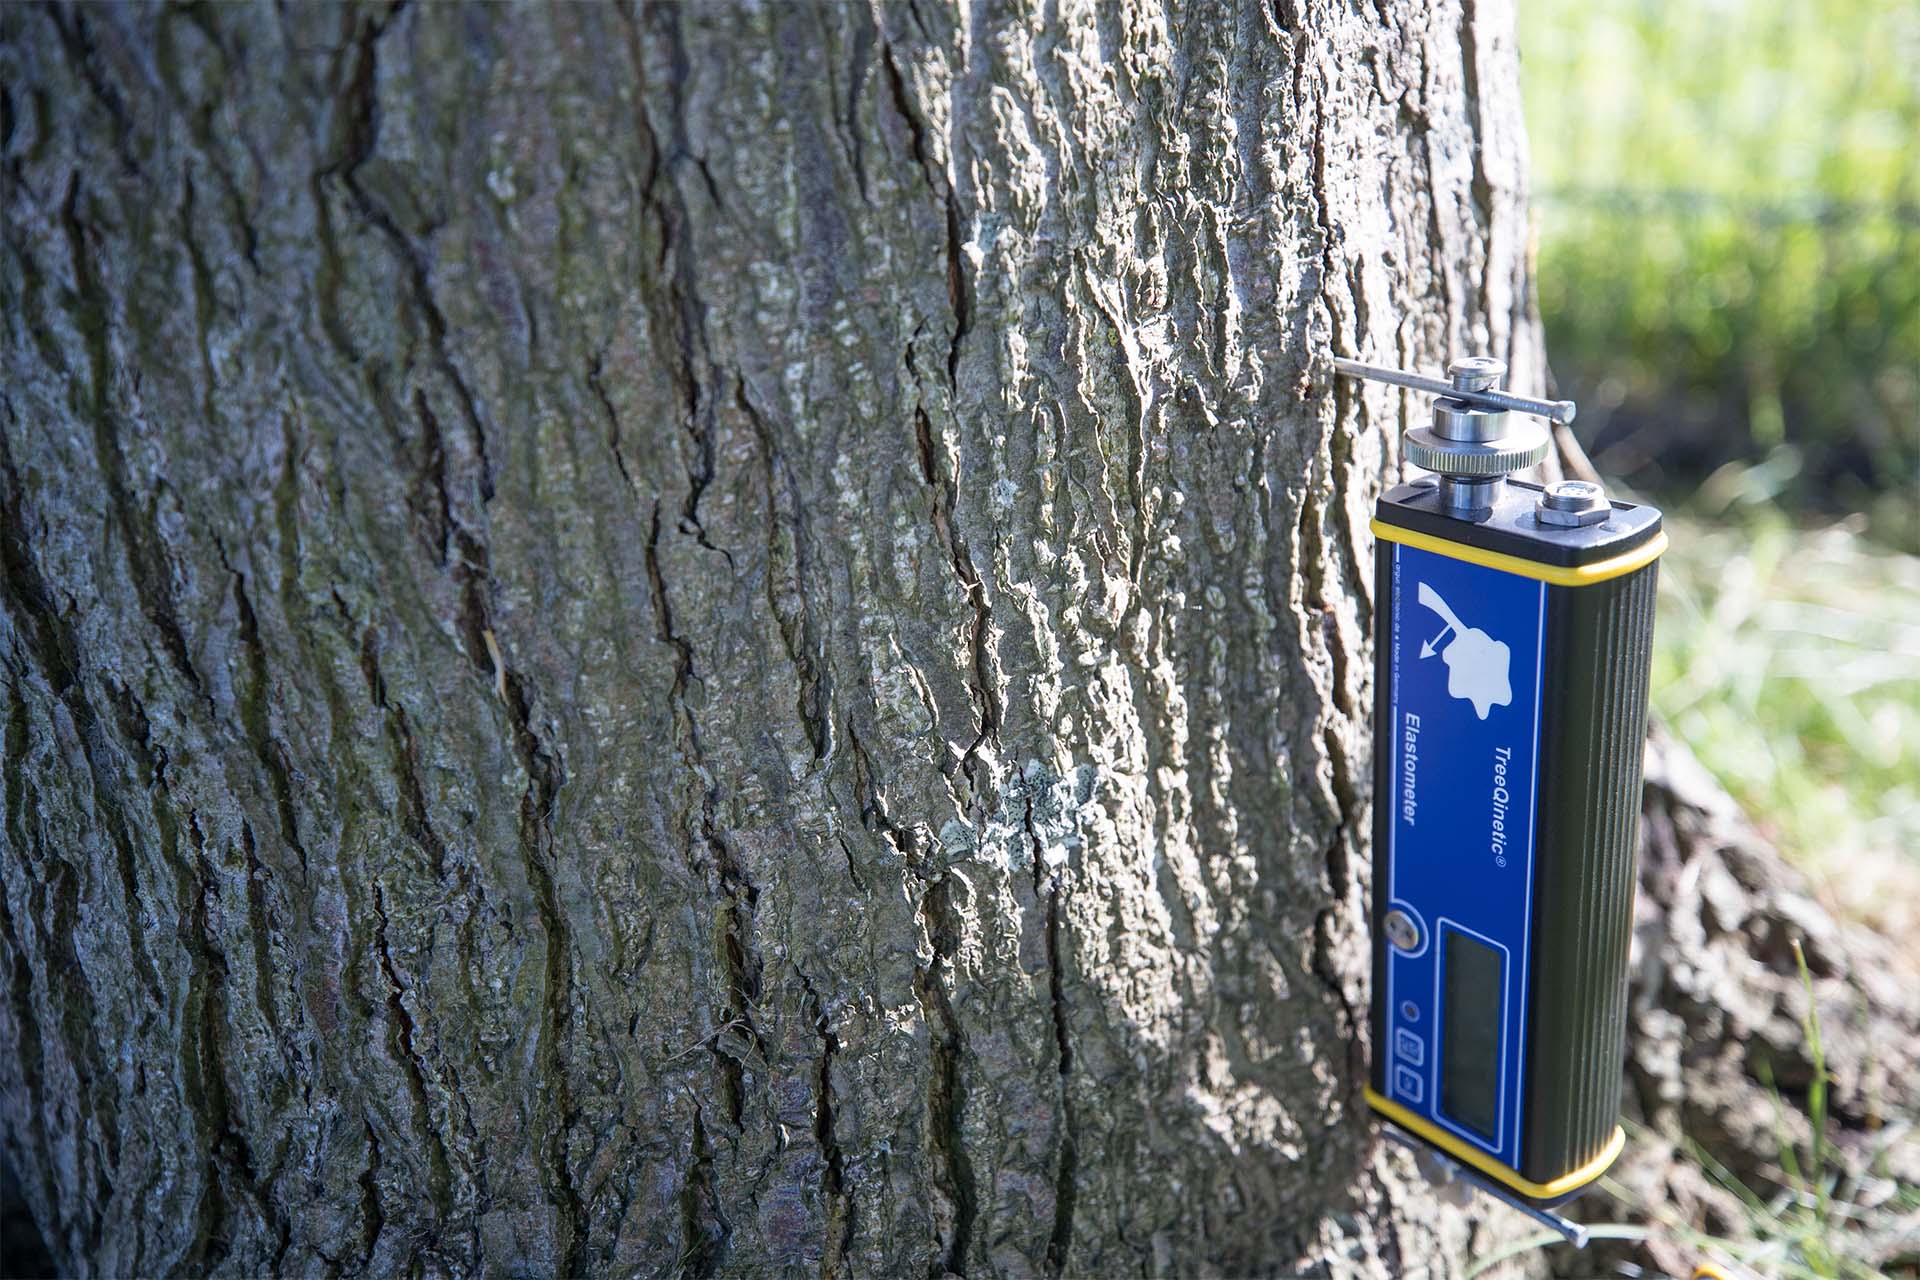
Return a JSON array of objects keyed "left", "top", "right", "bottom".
[{"left": 1, "top": 1, "right": 1550, "bottom": 1274}]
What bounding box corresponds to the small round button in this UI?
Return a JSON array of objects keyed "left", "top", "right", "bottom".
[{"left": 1384, "top": 909, "right": 1421, "bottom": 953}]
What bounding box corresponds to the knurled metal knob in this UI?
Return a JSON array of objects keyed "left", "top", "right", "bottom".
[
  {"left": 1404, "top": 421, "right": 1551, "bottom": 476},
  {"left": 1332, "top": 354, "right": 1560, "bottom": 485}
]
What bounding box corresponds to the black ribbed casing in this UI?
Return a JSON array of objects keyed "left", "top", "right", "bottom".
[
  {"left": 1519, "top": 561, "right": 1659, "bottom": 1181},
  {"left": 1367, "top": 479, "right": 1662, "bottom": 1200}
]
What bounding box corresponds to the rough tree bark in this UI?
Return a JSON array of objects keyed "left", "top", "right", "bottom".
[{"left": 2, "top": 1, "right": 1613, "bottom": 1275}]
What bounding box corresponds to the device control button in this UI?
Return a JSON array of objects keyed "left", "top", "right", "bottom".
[
  {"left": 1392, "top": 1065, "right": 1425, "bottom": 1104},
  {"left": 1384, "top": 909, "right": 1421, "bottom": 952},
  {"left": 1400, "top": 1000, "right": 1420, "bottom": 1022},
  {"left": 1394, "top": 1028, "right": 1425, "bottom": 1067}
]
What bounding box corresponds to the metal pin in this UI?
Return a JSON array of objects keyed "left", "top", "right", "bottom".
[
  {"left": 1332, "top": 357, "right": 1578, "bottom": 425},
  {"left": 1378, "top": 1121, "right": 1593, "bottom": 1249}
]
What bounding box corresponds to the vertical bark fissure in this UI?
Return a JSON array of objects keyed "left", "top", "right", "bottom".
[
  {"left": 943, "top": 194, "right": 972, "bottom": 391},
  {"left": 627, "top": 2, "right": 729, "bottom": 560},
  {"left": 1456, "top": 0, "right": 1499, "bottom": 294},
  {"left": 323, "top": 0, "right": 496, "bottom": 506},
  {"left": 0, "top": 664, "right": 57, "bottom": 1257},
  {"left": 644, "top": 499, "right": 761, "bottom": 1264},
  {"left": 177, "top": 168, "right": 220, "bottom": 427},
  {"left": 38, "top": 5, "right": 142, "bottom": 178},
  {"left": 57, "top": 173, "right": 205, "bottom": 699},
  {"left": 678, "top": 1105, "right": 725, "bottom": 1278},
  {"left": 886, "top": 39, "right": 1000, "bottom": 794},
  {"left": 1313, "top": 723, "right": 1369, "bottom": 1088},
  {"left": 225, "top": 556, "right": 313, "bottom": 880},
  {"left": 840, "top": 10, "right": 876, "bottom": 204},
  {"left": 800, "top": 968, "right": 853, "bottom": 1278},
  {"left": 845, "top": 715, "right": 921, "bottom": 871},
  {"left": 740, "top": 380, "right": 832, "bottom": 761},
  {"left": 914, "top": 878, "right": 977, "bottom": 1279},
  {"left": 318, "top": 12, "right": 589, "bottom": 1261},
  {"left": 236, "top": 823, "right": 282, "bottom": 1045},
  {"left": 409, "top": 389, "right": 456, "bottom": 567},
  {"left": 356, "top": 626, "right": 452, "bottom": 881},
  {"left": 705, "top": 800, "right": 765, "bottom": 1132},
  {"left": 503, "top": 670, "right": 586, "bottom": 1277},
  {"left": 0, "top": 880, "right": 53, "bottom": 1257},
  {"left": 585, "top": 347, "right": 637, "bottom": 492},
  {"left": 358, "top": 1122, "right": 386, "bottom": 1267},
  {"left": 180, "top": 812, "right": 256, "bottom": 1276},
  {"left": 368, "top": 881, "right": 453, "bottom": 1221},
  {"left": 1025, "top": 797, "right": 1077, "bottom": 1276},
  {"left": 913, "top": 403, "right": 1000, "bottom": 791}
]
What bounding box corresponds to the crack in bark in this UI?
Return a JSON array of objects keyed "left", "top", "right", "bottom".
[
  {"left": 58, "top": 172, "right": 207, "bottom": 700},
  {"left": 799, "top": 968, "right": 853, "bottom": 1278},
  {"left": 646, "top": 497, "right": 772, "bottom": 1267},
  {"left": 502, "top": 668, "right": 586, "bottom": 1276},
  {"left": 320, "top": 0, "right": 497, "bottom": 507},
  {"left": 1456, "top": 0, "right": 1498, "bottom": 285},
  {"left": 180, "top": 811, "right": 264, "bottom": 1276},
  {"left": 39, "top": 5, "right": 142, "bottom": 178},
  {"left": 740, "top": 380, "right": 832, "bottom": 760},
  {"left": 356, "top": 624, "right": 452, "bottom": 881},
  {"left": 622, "top": 2, "right": 729, "bottom": 561},
  {"left": 943, "top": 194, "right": 972, "bottom": 392},
  {"left": 878, "top": 41, "right": 941, "bottom": 195},
  {"left": 306, "top": 22, "right": 596, "bottom": 1252},
  {"left": 3, "top": 434, "right": 171, "bottom": 1025},
  {"left": 1368, "top": 1163, "right": 1407, "bottom": 1278},
  {"left": 408, "top": 388, "right": 457, "bottom": 567},
  {"left": 368, "top": 881, "right": 453, "bottom": 1221},
  {"left": 884, "top": 43, "right": 995, "bottom": 794},
  {"left": 358, "top": 1121, "right": 386, "bottom": 1267},
  {"left": 678, "top": 1104, "right": 727, "bottom": 1277},
  {"left": 1024, "top": 799, "right": 1078, "bottom": 1277},
  {"left": 879, "top": 38, "right": 971, "bottom": 407},
  {"left": 644, "top": 501, "right": 697, "bottom": 730},
  {"left": 914, "top": 879, "right": 976, "bottom": 1278},
  {"left": 1312, "top": 731, "right": 1368, "bottom": 1086},
  {"left": 177, "top": 168, "right": 221, "bottom": 427},
  {"left": 0, "top": 683, "right": 60, "bottom": 1262},
  {"left": 913, "top": 404, "right": 1000, "bottom": 793},
  {"left": 586, "top": 346, "right": 637, "bottom": 492},
  {"left": 844, "top": 715, "right": 921, "bottom": 873},
  {"left": 706, "top": 794, "right": 766, "bottom": 1131},
  {"left": 236, "top": 822, "right": 282, "bottom": 1039},
  {"left": 224, "top": 553, "right": 313, "bottom": 880},
  {"left": 156, "top": 11, "right": 264, "bottom": 279},
  {"left": 841, "top": 10, "right": 876, "bottom": 204}
]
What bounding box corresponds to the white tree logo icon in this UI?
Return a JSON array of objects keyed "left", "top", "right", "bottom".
[{"left": 1415, "top": 582, "right": 1513, "bottom": 719}]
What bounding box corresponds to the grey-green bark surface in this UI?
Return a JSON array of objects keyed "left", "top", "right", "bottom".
[{"left": 0, "top": 1, "right": 1549, "bottom": 1274}]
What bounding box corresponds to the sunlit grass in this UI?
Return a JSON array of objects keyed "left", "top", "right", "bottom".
[
  {"left": 1651, "top": 498, "right": 1920, "bottom": 891},
  {"left": 1519, "top": 0, "right": 1920, "bottom": 548}
]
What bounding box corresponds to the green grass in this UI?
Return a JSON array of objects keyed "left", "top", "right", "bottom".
[
  {"left": 1519, "top": 0, "right": 1920, "bottom": 548},
  {"left": 1651, "top": 496, "right": 1920, "bottom": 887},
  {"left": 1518, "top": 0, "right": 1920, "bottom": 879}
]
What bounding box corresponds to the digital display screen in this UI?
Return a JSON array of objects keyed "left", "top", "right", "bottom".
[{"left": 1441, "top": 929, "right": 1505, "bottom": 1141}]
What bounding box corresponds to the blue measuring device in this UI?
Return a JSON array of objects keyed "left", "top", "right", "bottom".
[{"left": 1335, "top": 356, "right": 1666, "bottom": 1232}]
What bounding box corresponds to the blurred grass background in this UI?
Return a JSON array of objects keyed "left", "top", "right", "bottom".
[{"left": 1519, "top": 0, "right": 1920, "bottom": 913}]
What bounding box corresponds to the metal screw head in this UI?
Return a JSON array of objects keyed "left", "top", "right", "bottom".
[
  {"left": 1536, "top": 479, "right": 1611, "bottom": 527},
  {"left": 1448, "top": 357, "right": 1506, "bottom": 392},
  {"left": 1543, "top": 480, "right": 1604, "bottom": 510},
  {"left": 1384, "top": 909, "right": 1421, "bottom": 953}
]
